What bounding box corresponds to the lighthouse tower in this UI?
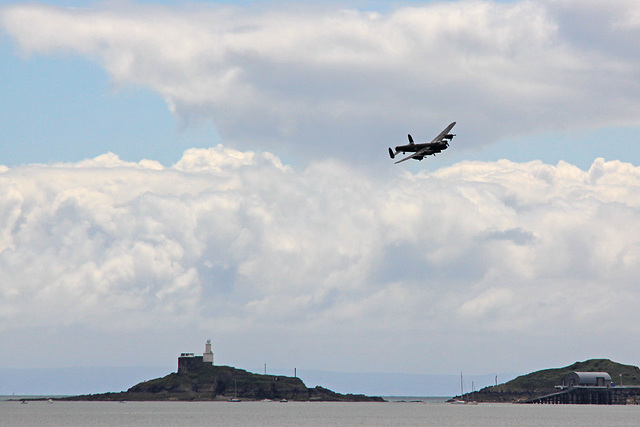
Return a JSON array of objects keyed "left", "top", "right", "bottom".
[{"left": 203, "top": 339, "right": 214, "bottom": 365}]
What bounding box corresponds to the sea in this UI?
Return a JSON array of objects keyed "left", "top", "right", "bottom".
[{"left": 2, "top": 397, "right": 640, "bottom": 426}]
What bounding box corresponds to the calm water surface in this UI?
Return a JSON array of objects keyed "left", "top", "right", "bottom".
[{"left": 2, "top": 399, "right": 640, "bottom": 426}]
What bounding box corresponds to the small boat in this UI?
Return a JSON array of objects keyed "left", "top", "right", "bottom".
[
  {"left": 468, "top": 381, "right": 478, "bottom": 405},
  {"left": 279, "top": 399, "right": 288, "bottom": 403},
  {"left": 450, "top": 372, "right": 478, "bottom": 405},
  {"left": 227, "top": 379, "right": 241, "bottom": 401}
]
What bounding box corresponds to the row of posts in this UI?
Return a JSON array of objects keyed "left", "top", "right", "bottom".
[{"left": 531, "top": 388, "right": 634, "bottom": 405}]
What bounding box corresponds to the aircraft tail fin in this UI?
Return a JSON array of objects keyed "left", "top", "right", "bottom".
[{"left": 408, "top": 134, "right": 414, "bottom": 145}]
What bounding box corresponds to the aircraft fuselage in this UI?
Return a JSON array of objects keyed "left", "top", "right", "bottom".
[{"left": 394, "top": 141, "right": 448, "bottom": 156}]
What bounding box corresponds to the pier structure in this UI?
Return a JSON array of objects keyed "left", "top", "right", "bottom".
[
  {"left": 524, "top": 371, "right": 640, "bottom": 404},
  {"left": 525, "top": 386, "right": 640, "bottom": 405}
]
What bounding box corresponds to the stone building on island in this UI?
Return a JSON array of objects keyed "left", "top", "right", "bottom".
[{"left": 178, "top": 340, "right": 214, "bottom": 374}]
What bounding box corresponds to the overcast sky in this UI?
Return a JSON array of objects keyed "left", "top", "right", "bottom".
[{"left": 2, "top": 0, "right": 640, "bottom": 390}]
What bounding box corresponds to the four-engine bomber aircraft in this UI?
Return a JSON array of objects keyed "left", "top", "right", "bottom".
[{"left": 389, "top": 122, "right": 456, "bottom": 164}]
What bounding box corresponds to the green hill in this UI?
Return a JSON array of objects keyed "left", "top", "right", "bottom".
[
  {"left": 502, "top": 359, "right": 640, "bottom": 391},
  {"left": 464, "top": 359, "right": 640, "bottom": 403},
  {"left": 60, "top": 364, "right": 384, "bottom": 402}
]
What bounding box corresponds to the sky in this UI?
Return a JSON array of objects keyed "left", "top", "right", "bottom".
[{"left": 1, "top": 0, "right": 640, "bottom": 394}]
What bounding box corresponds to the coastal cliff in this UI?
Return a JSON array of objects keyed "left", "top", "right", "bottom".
[{"left": 61, "top": 364, "right": 384, "bottom": 402}]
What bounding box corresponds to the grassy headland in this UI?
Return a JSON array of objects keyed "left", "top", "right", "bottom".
[{"left": 459, "top": 359, "right": 640, "bottom": 403}]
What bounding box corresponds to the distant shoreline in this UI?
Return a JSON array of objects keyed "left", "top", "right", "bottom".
[
  {"left": 3, "top": 395, "right": 453, "bottom": 403},
  {"left": 0, "top": 367, "right": 520, "bottom": 397}
]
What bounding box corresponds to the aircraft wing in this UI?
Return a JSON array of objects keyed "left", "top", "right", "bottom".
[
  {"left": 428, "top": 121, "right": 456, "bottom": 144},
  {"left": 394, "top": 147, "right": 434, "bottom": 164}
]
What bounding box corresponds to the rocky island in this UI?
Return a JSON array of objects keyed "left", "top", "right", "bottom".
[
  {"left": 60, "top": 341, "right": 383, "bottom": 402},
  {"left": 60, "top": 364, "right": 383, "bottom": 402}
]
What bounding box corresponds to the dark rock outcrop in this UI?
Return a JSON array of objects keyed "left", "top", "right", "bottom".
[{"left": 60, "top": 365, "right": 384, "bottom": 402}]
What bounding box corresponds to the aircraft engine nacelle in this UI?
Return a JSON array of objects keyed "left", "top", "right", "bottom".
[{"left": 443, "top": 134, "right": 455, "bottom": 140}]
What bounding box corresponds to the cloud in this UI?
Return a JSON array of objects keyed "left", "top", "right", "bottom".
[
  {"left": 2, "top": 0, "right": 640, "bottom": 375},
  {"left": 1, "top": 148, "right": 640, "bottom": 373},
  {"left": 3, "top": 1, "right": 640, "bottom": 165}
]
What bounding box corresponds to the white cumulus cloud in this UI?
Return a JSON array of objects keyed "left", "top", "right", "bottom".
[
  {"left": 1, "top": 148, "right": 640, "bottom": 374},
  {"left": 3, "top": 1, "right": 640, "bottom": 164}
]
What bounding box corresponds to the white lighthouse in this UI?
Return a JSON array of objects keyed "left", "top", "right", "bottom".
[{"left": 203, "top": 339, "right": 214, "bottom": 365}]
